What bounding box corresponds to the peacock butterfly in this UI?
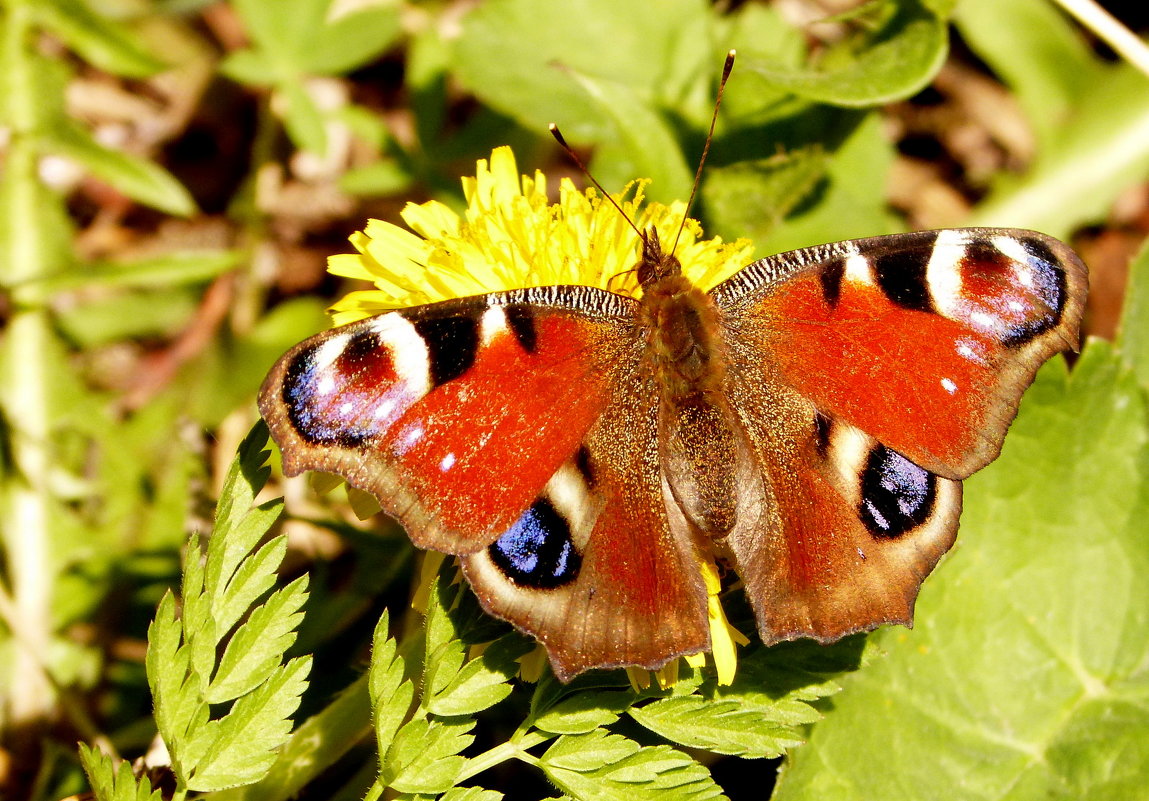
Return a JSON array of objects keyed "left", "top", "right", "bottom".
[
  {"left": 258, "top": 61, "right": 1087, "bottom": 679},
  {"left": 259, "top": 215, "right": 1086, "bottom": 679}
]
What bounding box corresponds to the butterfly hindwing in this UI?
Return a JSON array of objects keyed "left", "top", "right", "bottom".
[
  {"left": 714, "top": 228, "right": 1087, "bottom": 478},
  {"left": 259, "top": 286, "right": 634, "bottom": 554},
  {"left": 463, "top": 358, "right": 710, "bottom": 680}
]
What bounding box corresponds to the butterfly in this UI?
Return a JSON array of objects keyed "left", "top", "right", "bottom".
[{"left": 259, "top": 223, "right": 1087, "bottom": 681}]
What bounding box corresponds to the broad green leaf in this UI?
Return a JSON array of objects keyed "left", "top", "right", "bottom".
[
  {"left": 968, "top": 63, "right": 1149, "bottom": 238},
  {"left": 747, "top": 0, "right": 948, "bottom": 107},
  {"left": 299, "top": 5, "right": 403, "bottom": 75},
  {"left": 233, "top": 0, "right": 330, "bottom": 60},
  {"left": 207, "top": 575, "right": 308, "bottom": 703},
  {"left": 540, "top": 731, "right": 725, "bottom": 801},
  {"left": 218, "top": 48, "right": 278, "bottom": 87},
  {"left": 452, "top": 0, "right": 715, "bottom": 143},
  {"left": 41, "top": 122, "right": 195, "bottom": 216},
  {"left": 79, "top": 743, "right": 163, "bottom": 801},
  {"left": 955, "top": 0, "right": 1098, "bottom": 151},
  {"left": 189, "top": 656, "right": 313, "bottom": 791},
  {"left": 1117, "top": 238, "right": 1149, "bottom": 386},
  {"left": 775, "top": 341, "right": 1149, "bottom": 800},
  {"left": 386, "top": 718, "right": 475, "bottom": 795},
  {"left": 426, "top": 634, "right": 533, "bottom": 717},
  {"left": 31, "top": 0, "right": 165, "bottom": 77},
  {"left": 569, "top": 70, "right": 693, "bottom": 205}
]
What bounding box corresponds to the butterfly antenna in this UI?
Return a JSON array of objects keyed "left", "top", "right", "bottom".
[
  {"left": 670, "top": 49, "right": 736, "bottom": 257},
  {"left": 549, "top": 123, "right": 646, "bottom": 242}
]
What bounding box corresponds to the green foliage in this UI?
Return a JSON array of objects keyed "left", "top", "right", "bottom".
[
  {"left": 1, "top": 0, "right": 1147, "bottom": 799},
  {"left": 146, "top": 424, "right": 310, "bottom": 794}
]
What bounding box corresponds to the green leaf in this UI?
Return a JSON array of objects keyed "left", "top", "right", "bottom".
[
  {"left": 41, "top": 122, "right": 195, "bottom": 216},
  {"left": 386, "top": 718, "right": 476, "bottom": 795},
  {"left": 426, "top": 634, "right": 532, "bottom": 717},
  {"left": 189, "top": 656, "right": 313, "bottom": 791},
  {"left": 968, "top": 63, "right": 1149, "bottom": 237},
  {"left": 568, "top": 70, "right": 693, "bottom": 205},
  {"left": 79, "top": 743, "right": 163, "bottom": 801},
  {"left": 370, "top": 611, "right": 414, "bottom": 760},
  {"left": 775, "top": 342, "right": 1149, "bottom": 799},
  {"left": 279, "top": 80, "right": 329, "bottom": 155},
  {"left": 147, "top": 424, "right": 311, "bottom": 794},
  {"left": 207, "top": 575, "right": 309, "bottom": 703},
  {"left": 218, "top": 48, "right": 279, "bottom": 87},
  {"left": 233, "top": 0, "right": 330, "bottom": 60},
  {"left": 955, "top": 0, "right": 1097, "bottom": 151},
  {"left": 540, "top": 731, "right": 725, "bottom": 800},
  {"left": 630, "top": 695, "right": 806, "bottom": 758},
  {"left": 298, "top": 5, "right": 403, "bottom": 75},
  {"left": 533, "top": 690, "right": 635, "bottom": 735},
  {"left": 747, "top": 0, "right": 948, "bottom": 107},
  {"left": 440, "top": 788, "right": 504, "bottom": 801},
  {"left": 1118, "top": 238, "right": 1149, "bottom": 386},
  {"left": 31, "top": 0, "right": 165, "bottom": 77},
  {"left": 451, "top": 0, "right": 715, "bottom": 143}
]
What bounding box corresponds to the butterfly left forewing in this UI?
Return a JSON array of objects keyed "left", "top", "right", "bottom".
[{"left": 259, "top": 286, "right": 634, "bottom": 555}]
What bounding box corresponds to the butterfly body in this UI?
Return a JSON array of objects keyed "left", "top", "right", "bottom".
[{"left": 260, "top": 227, "right": 1087, "bottom": 680}]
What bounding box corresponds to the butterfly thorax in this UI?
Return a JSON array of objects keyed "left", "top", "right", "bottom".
[{"left": 637, "top": 238, "right": 743, "bottom": 539}]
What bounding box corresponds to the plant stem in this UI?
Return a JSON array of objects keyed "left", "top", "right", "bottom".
[{"left": 1052, "top": 0, "right": 1149, "bottom": 78}]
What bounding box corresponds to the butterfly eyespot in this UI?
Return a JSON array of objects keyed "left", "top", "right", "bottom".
[
  {"left": 488, "top": 498, "right": 582, "bottom": 589},
  {"left": 283, "top": 338, "right": 380, "bottom": 447},
  {"left": 858, "top": 445, "right": 937, "bottom": 539}
]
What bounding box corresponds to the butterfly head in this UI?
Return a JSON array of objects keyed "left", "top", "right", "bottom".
[{"left": 636, "top": 227, "right": 683, "bottom": 287}]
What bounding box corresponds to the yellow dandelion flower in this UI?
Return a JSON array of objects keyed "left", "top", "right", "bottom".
[{"left": 327, "top": 146, "right": 754, "bottom": 325}]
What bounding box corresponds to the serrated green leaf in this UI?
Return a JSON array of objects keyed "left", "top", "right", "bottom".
[
  {"left": 427, "top": 634, "right": 531, "bottom": 716},
  {"left": 41, "top": 122, "right": 195, "bottom": 216},
  {"left": 189, "top": 656, "right": 312, "bottom": 791},
  {"left": 207, "top": 575, "right": 309, "bottom": 703},
  {"left": 386, "top": 718, "right": 475, "bottom": 795},
  {"left": 542, "top": 730, "right": 640, "bottom": 773},
  {"left": 630, "top": 696, "right": 804, "bottom": 758},
  {"left": 776, "top": 342, "right": 1149, "bottom": 799},
  {"left": 211, "top": 531, "right": 287, "bottom": 638},
  {"left": 533, "top": 690, "right": 635, "bottom": 735},
  {"left": 540, "top": 732, "right": 725, "bottom": 801},
  {"left": 79, "top": 743, "right": 163, "bottom": 801},
  {"left": 370, "top": 611, "right": 413, "bottom": 759},
  {"left": 439, "top": 788, "right": 505, "bottom": 801}
]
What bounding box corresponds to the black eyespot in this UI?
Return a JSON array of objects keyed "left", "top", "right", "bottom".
[
  {"left": 489, "top": 498, "right": 581, "bottom": 588},
  {"left": 859, "top": 445, "right": 936, "bottom": 539}
]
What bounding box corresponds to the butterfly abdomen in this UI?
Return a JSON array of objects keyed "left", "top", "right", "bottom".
[{"left": 639, "top": 271, "right": 753, "bottom": 538}]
